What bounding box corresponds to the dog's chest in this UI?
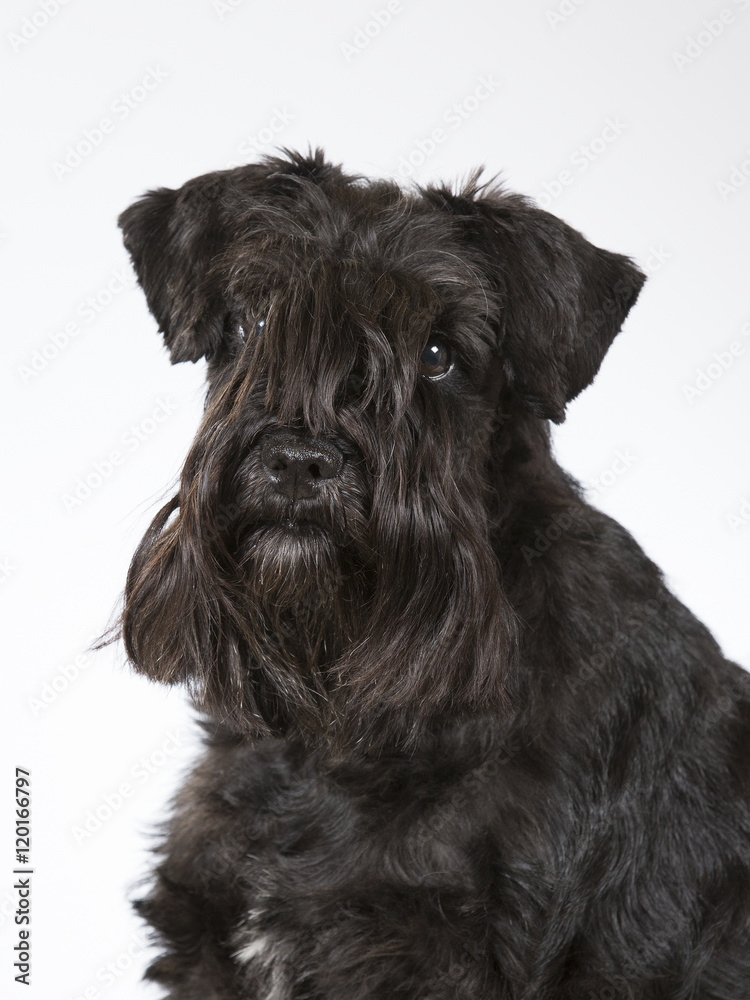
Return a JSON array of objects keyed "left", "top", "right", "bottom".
[{"left": 217, "top": 739, "right": 511, "bottom": 997}]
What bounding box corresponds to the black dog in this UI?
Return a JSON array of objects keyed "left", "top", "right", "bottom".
[{"left": 116, "top": 149, "right": 750, "bottom": 999}]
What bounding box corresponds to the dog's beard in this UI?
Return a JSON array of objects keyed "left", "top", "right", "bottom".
[
  {"left": 237, "top": 522, "right": 365, "bottom": 681},
  {"left": 121, "top": 437, "right": 517, "bottom": 752}
]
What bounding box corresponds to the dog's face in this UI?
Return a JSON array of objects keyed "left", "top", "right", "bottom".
[{"left": 119, "top": 150, "right": 644, "bottom": 751}]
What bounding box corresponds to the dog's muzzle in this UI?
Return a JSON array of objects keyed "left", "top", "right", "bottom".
[{"left": 260, "top": 430, "right": 344, "bottom": 501}]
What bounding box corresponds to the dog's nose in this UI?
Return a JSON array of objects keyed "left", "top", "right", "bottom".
[{"left": 260, "top": 431, "right": 343, "bottom": 500}]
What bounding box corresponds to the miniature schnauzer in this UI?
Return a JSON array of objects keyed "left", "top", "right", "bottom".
[{"left": 116, "top": 149, "right": 750, "bottom": 999}]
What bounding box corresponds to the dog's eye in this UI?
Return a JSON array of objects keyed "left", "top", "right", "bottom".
[
  {"left": 237, "top": 319, "right": 266, "bottom": 342},
  {"left": 419, "top": 338, "right": 453, "bottom": 379}
]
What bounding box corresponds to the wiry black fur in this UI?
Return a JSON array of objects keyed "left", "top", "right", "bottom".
[{"left": 116, "top": 149, "right": 750, "bottom": 999}]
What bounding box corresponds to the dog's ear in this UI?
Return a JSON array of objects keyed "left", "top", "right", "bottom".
[
  {"left": 427, "top": 186, "right": 646, "bottom": 422},
  {"left": 119, "top": 151, "right": 345, "bottom": 364},
  {"left": 118, "top": 173, "right": 234, "bottom": 363},
  {"left": 481, "top": 193, "right": 646, "bottom": 423}
]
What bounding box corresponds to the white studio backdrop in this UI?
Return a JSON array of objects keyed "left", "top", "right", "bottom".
[{"left": 1, "top": 1, "right": 748, "bottom": 997}]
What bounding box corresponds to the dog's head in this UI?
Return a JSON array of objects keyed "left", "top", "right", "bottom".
[{"left": 118, "top": 149, "right": 644, "bottom": 751}]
